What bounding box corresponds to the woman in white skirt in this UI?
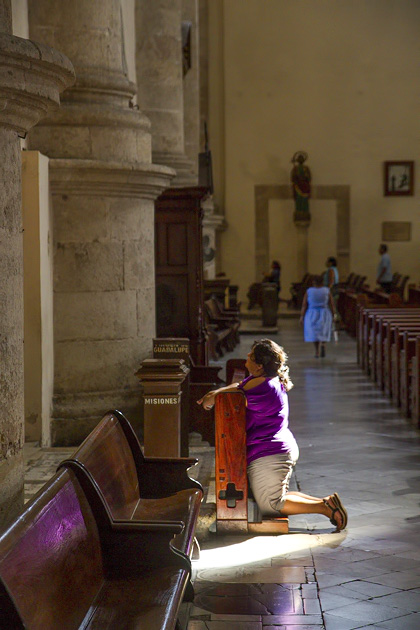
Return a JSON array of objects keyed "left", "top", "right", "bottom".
[{"left": 300, "top": 275, "right": 336, "bottom": 358}]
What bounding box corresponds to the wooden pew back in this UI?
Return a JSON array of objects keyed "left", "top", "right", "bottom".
[
  {"left": 0, "top": 469, "right": 104, "bottom": 630},
  {"left": 64, "top": 411, "right": 142, "bottom": 520}
]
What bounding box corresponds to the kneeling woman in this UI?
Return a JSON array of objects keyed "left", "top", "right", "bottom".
[{"left": 198, "top": 339, "right": 347, "bottom": 531}]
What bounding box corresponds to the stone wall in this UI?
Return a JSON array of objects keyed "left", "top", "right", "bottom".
[{"left": 209, "top": 0, "right": 420, "bottom": 296}]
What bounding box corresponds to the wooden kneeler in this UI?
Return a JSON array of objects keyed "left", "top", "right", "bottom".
[{"left": 215, "top": 391, "right": 288, "bottom": 534}]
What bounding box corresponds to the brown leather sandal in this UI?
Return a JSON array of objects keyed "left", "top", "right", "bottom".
[
  {"left": 332, "top": 493, "right": 348, "bottom": 529},
  {"left": 323, "top": 495, "right": 347, "bottom": 532}
]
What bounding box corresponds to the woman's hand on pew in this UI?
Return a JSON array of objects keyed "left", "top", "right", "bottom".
[
  {"left": 197, "top": 391, "right": 216, "bottom": 410},
  {"left": 198, "top": 383, "right": 241, "bottom": 410}
]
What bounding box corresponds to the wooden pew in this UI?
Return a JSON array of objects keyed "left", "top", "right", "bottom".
[
  {"left": 400, "top": 331, "right": 420, "bottom": 417},
  {"left": 390, "top": 326, "right": 420, "bottom": 411},
  {"left": 382, "top": 321, "right": 420, "bottom": 397},
  {"left": 356, "top": 305, "right": 420, "bottom": 422},
  {"left": 408, "top": 284, "right": 420, "bottom": 305},
  {"left": 215, "top": 392, "right": 288, "bottom": 535},
  {"left": 410, "top": 337, "right": 420, "bottom": 427},
  {"left": 372, "top": 313, "right": 420, "bottom": 388},
  {"left": 59, "top": 410, "right": 203, "bottom": 570},
  {"left": 366, "top": 316, "right": 420, "bottom": 409},
  {"left": 0, "top": 467, "right": 191, "bottom": 630},
  {"left": 205, "top": 297, "right": 240, "bottom": 351},
  {"left": 357, "top": 307, "right": 420, "bottom": 377},
  {"left": 343, "top": 290, "right": 400, "bottom": 339},
  {"left": 226, "top": 358, "right": 249, "bottom": 385}
]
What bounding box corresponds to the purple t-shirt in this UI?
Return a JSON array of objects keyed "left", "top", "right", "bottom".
[{"left": 237, "top": 375, "right": 298, "bottom": 465}]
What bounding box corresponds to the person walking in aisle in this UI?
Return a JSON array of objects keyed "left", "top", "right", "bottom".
[{"left": 300, "top": 275, "right": 336, "bottom": 358}]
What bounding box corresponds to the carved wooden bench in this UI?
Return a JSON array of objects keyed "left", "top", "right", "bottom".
[
  {"left": 58, "top": 410, "right": 203, "bottom": 574},
  {"left": 356, "top": 306, "right": 420, "bottom": 420},
  {"left": 0, "top": 467, "right": 191, "bottom": 629}
]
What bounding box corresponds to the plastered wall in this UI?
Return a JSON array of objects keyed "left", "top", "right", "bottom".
[{"left": 209, "top": 0, "right": 420, "bottom": 299}]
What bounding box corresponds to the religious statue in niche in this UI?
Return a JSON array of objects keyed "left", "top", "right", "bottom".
[{"left": 291, "top": 151, "right": 311, "bottom": 224}]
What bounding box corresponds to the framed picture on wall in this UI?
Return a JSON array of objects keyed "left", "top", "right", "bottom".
[{"left": 384, "top": 161, "right": 414, "bottom": 196}]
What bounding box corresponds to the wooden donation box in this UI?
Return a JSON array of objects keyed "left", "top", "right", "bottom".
[
  {"left": 153, "top": 337, "right": 223, "bottom": 447},
  {"left": 215, "top": 392, "right": 288, "bottom": 534},
  {"left": 152, "top": 338, "right": 190, "bottom": 457},
  {"left": 136, "top": 358, "right": 189, "bottom": 458},
  {"left": 155, "top": 187, "right": 209, "bottom": 366}
]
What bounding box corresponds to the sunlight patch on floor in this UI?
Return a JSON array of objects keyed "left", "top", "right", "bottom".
[{"left": 195, "top": 532, "right": 346, "bottom": 570}]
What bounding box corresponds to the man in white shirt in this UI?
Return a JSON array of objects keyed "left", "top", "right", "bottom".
[{"left": 377, "top": 244, "right": 392, "bottom": 293}]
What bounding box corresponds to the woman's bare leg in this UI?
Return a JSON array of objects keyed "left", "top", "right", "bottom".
[
  {"left": 287, "top": 490, "right": 327, "bottom": 503},
  {"left": 314, "top": 341, "right": 320, "bottom": 357},
  {"left": 280, "top": 492, "right": 345, "bottom": 530}
]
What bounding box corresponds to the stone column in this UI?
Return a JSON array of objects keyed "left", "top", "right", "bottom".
[
  {"left": 28, "top": 0, "right": 175, "bottom": 445},
  {"left": 0, "top": 3, "right": 74, "bottom": 527},
  {"left": 182, "top": 0, "right": 200, "bottom": 181},
  {"left": 136, "top": 0, "right": 196, "bottom": 186},
  {"left": 202, "top": 195, "right": 225, "bottom": 279}
]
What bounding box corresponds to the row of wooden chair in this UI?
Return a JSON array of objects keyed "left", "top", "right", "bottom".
[
  {"left": 357, "top": 303, "right": 420, "bottom": 427},
  {"left": 288, "top": 273, "right": 314, "bottom": 310},
  {"left": 204, "top": 296, "right": 240, "bottom": 360},
  {"left": 0, "top": 410, "right": 202, "bottom": 629},
  {"left": 339, "top": 273, "right": 367, "bottom": 292}
]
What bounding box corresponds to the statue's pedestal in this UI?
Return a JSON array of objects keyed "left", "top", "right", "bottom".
[{"left": 294, "top": 213, "right": 311, "bottom": 279}]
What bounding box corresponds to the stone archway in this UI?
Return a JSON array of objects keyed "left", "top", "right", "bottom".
[{"left": 254, "top": 184, "right": 350, "bottom": 280}]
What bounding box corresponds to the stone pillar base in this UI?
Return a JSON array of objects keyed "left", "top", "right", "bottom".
[
  {"left": 153, "top": 151, "right": 197, "bottom": 187},
  {"left": 51, "top": 387, "right": 143, "bottom": 446},
  {"left": 0, "top": 454, "right": 24, "bottom": 533}
]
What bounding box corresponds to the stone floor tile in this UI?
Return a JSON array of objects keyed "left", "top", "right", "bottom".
[
  {"left": 302, "top": 598, "right": 321, "bottom": 614},
  {"left": 323, "top": 614, "right": 367, "bottom": 630},
  {"left": 377, "top": 612, "right": 420, "bottom": 629},
  {"left": 196, "top": 623, "right": 262, "bottom": 630},
  {"left": 271, "top": 557, "right": 313, "bottom": 567},
  {"left": 364, "top": 572, "right": 420, "bottom": 590},
  {"left": 194, "top": 582, "right": 301, "bottom": 616},
  {"left": 300, "top": 583, "right": 318, "bottom": 599},
  {"left": 322, "top": 599, "right": 406, "bottom": 623},
  {"left": 339, "top": 580, "right": 399, "bottom": 598},
  {"left": 366, "top": 555, "right": 420, "bottom": 573},
  {"left": 319, "top": 591, "right": 363, "bottom": 612},
  {"left": 372, "top": 589, "right": 420, "bottom": 611},
  {"left": 321, "top": 582, "right": 393, "bottom": 602},
  {"left": 196, "top": 567, "right": 306, "bottom": 584},
  {"left": 261, "top": 615, "right": 323, "bottom": 625},
  {"left": 210, "top": 615, "right": 262, "bottom": 621},
  {"left": 315, "top": 573, "right": 356, "bottom": 588}
]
